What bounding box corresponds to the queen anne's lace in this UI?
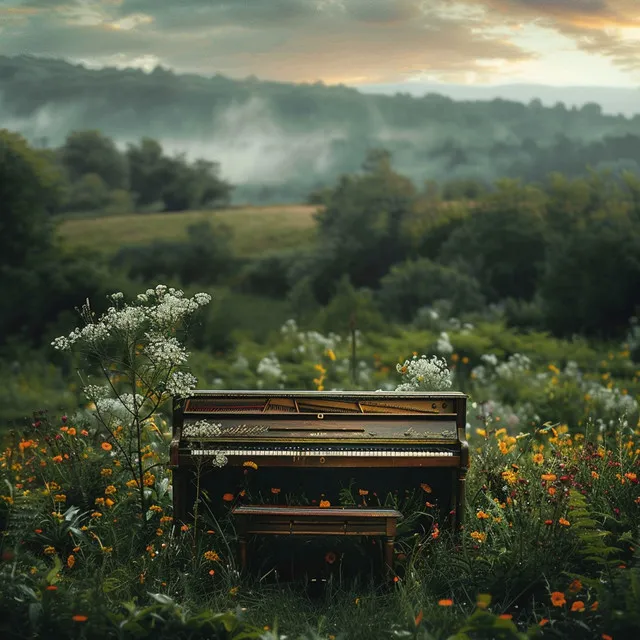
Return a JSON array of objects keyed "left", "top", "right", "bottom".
[
  {"left": 395, "top": 355, "right": 452, "bottom": 391},
  {"left": 183, "top": 420, "right": 222, "bottom": 438}
]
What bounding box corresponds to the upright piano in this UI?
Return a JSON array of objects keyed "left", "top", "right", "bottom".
[{"left": 170, "top": 390, "right": 469, "bottom": 535}]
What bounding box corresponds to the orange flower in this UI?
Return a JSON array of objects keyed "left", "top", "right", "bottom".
[
  {"left": 499, "top": 614, "right": 513, "bottom": 620},
  {"left": 420, "top": 483, "right": 432, "bottom": 493},
  {"left": 46, "top": 585, "right": 57, "bottom": 591},
  {"left": 548, "top": 487, "right": 556, "bottom": 496},
  {"left": 203, "top": 550, "right": 220, "bottom": 562},
  {"left": 476, "top": 511, "right": 490, "bottom": 520},
  {"left": 358, "top": 489, "right": 369, "bottom": 496},
  {"left": 539, "top": 618, "right": 549, "bottom": 627},
  {"left": 438, "top": 599, "right": 453, "bottom": 607},
  {"left": 67, "top": 555, "right": 75, "bottom": 569},
  {"left": 271, "top": 488, "right": 281, "bottom": 494},
  {"left": 72, "top": 615, "right": 88, "bottom": 622},
  {"left": 559, "top": 518, "right": 570, "bottom": 527},
  {"left": 67, "top": 428, "right": 77, "bottom": 436},
  {"left": 532, "top": 453, "right": 544, "bottom": 465},
  {"left": 591, "top": 601, "right": 599, "bottom": 611},
  {"left": 541, "top": 474, "right": 557, "bottom": 481},
  {"left": 52, "top": 455, "right": 63, "bottom": 463},
  {"left": 242, "top": 461, "right": 258, "bottom": 470},
  {"left": 602, "top": 634, "right": 613, "bottom": 640},
  {"left": 551, "top": 592, "right": 566, "bottom": 607},
  {"left": 101, "top": 442, "right": 112, "bottom": 451},
  {"left": 222, "top": 493, "right": 234, "bottom": 502},
  {"left": 319, "top": 500, "right": 331, "bottom": 508},
  {"left": 568, "top": 579, "right": 582, "bottom": 593},
  {"left": 571, "top": 601, "right": 585, "bottom": 612}
]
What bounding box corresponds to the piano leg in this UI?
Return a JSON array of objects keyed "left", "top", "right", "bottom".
[{"left": 172, "top": 467, "right": 188, "bottom": 527}]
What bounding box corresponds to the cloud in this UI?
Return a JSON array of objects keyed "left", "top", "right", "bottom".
[
  {"left": 0, "top": 0, "right": 638, "bottom": 83},
  {"left": 481, "top": 0, "right": 640, "bottom": 69}
]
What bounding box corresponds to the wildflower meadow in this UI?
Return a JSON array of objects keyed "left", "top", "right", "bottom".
[{"left": 1, "top": 286, "right": 639, "bottom": 640}]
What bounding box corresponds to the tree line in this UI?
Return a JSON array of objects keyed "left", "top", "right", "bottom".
[
  {"left": 3, "top": 55, "right": 640, "bottom": 202},
  {"left": 41, "top": 130, "right": 232, "bottom": 215},
  {"left": 2, "top": 129, "right": 640, "bottom": 359}
]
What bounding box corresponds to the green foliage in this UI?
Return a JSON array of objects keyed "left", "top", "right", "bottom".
[
  {"left": 60, "top": 130, "right": 129, "bottom": 190},
  {"left": 378, "top": 258, "right": 485, "bottom": 321},
  {"left": 439, "top": 180, "right": 548, "bottom": 302},
  {"left": 0, "top": 129, "right": 62, "bottom": 267},
  {"left": 114, "top": 221, "right": 235, "bottom": 286}
]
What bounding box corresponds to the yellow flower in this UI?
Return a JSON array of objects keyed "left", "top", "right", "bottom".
[
  {"left": 470, "top": 531, "right": 487, "bottom": 543},
  {"left": 325, "top": 349, "right": 336, "bottom": 361},
  {"left": 44, "top": 546, "right": 56, "bottom": 555},
  {"left": 501, "top": 470, "right": 518, "bottom": 485},
  {"left": 242, "top": 461, "right": 258, "bottom": 470},
  {"left": 204, "top": 550, "right": 220, "bottom": 562},
  {"left": 532, "top": 453, "right": 544, "bottom": 465},
  {"left": 104, "top": 485, "right": 117, "bottom": 495},
  {"left": 100, "top": 468, "right": 113, "bottom": 477}
]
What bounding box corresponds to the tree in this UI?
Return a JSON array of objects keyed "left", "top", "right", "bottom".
[
  {"left": 0, "top": 129, "right": 63, "bottom": 268},
  {"left": 439, "top": 180, "right": 548, "bottom": 302},
  {"left": 60, "top": 130, "right": 128, "bottom": 190},
  {"left": 311, "top": 149, "right": 416, "bottom": 297}
]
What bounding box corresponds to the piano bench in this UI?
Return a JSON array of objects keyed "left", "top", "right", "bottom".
[{"left": 232, "top": 505, "right": 403, "bottom": 573}]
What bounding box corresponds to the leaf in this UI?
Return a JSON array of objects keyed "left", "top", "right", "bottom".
[
  {"left": 45, "top": 555, "right": 62, "bottom": 585},
  {"left": 148, "top": 592, "right": 175, "bottom": 606}
]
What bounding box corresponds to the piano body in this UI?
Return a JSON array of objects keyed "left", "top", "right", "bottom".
[{"left": 170, "top": 390, "right": 469, "bottom": 534}]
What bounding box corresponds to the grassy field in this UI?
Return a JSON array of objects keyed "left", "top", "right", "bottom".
[{"left": 55, "top": 204, "right": 319, "bottom": 257}]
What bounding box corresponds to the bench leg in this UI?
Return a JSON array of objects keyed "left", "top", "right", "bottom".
[
  {"left": 239, "top": 536, "right": 247, "bottom": 570},
  {"left": 384, "top": 537, "right": 394, "bottom": 573}
]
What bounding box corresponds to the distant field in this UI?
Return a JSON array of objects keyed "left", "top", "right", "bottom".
[{"left": 56, "top": 205, "right": 319, "bottom": 257}]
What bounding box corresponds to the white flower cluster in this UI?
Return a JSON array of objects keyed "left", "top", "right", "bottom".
[
  {"left": 144, "top": 333, "right": 188, "bottom": 366},
  {"left": 52, "top": 285, "right": 211, "bottom": 351},
  {"left": 183, "top": 420, "right": 222, "bottom": 438},
  {"left": 585, "top": 384, "right": 639, "bottom": 416},
  {"left": 256, "top": 353, "right": 285, "bottom": 380},
  {"left": 471, "top": 353, "right": 531, "bottom": 383},
  {"left": 280, "top": 319, "right": 342, "bottom": 358},
  {"left": 83, "top": 384, "right": 111, "bottom": 401},
  {"left": 96, "top": 393, "right": 146, "bottom": 417},
  {"left": 166, "top": 371, "right": 197, "bottom": 397},
  {"left": 395, "top": 355, "right": 452, "bottom": 391},
  {"left": 212, "top": 451, "right": 228, "bottom": 468},
  {"left": 436, "top": 331, "right": 454, "bottom": 355}
]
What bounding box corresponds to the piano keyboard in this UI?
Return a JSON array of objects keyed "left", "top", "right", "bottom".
[{"left": 188, "top": 448, "right": 454, "bottom": 457}]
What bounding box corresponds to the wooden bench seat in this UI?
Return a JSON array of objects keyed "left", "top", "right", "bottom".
[{"left": 232, "top": 505, "right": 403, "bottom": 572}]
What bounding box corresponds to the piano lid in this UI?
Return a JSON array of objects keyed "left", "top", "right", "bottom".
[{"left": 180, "top": 390, "right": 466, "bottom": 417}]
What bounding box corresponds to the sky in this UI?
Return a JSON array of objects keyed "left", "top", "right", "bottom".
[{"left": 1, "top": 0, "right": 640, "bottom": 88}]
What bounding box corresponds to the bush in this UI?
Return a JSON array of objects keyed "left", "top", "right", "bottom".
[
  {"left": 378, "top": 258, "right": 485, "bottom": 322},
  {"left": 113, "top": 221, "right": 235, "bottom": 286}
]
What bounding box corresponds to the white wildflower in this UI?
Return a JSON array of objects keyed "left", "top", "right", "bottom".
[
  {"left": 166, "top": 371, "right": 197, "bottom": 397},
  {"left": 395, "top": 354, "right": 452, "bottom": 391}
]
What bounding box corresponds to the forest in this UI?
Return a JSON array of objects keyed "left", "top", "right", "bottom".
[{"left": 3, "top": 55, "right": 640, "bottom": 202}]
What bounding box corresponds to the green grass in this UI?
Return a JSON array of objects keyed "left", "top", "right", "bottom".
[{"left": 55, "top": 205, "right": 319, "bottom": 258}]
